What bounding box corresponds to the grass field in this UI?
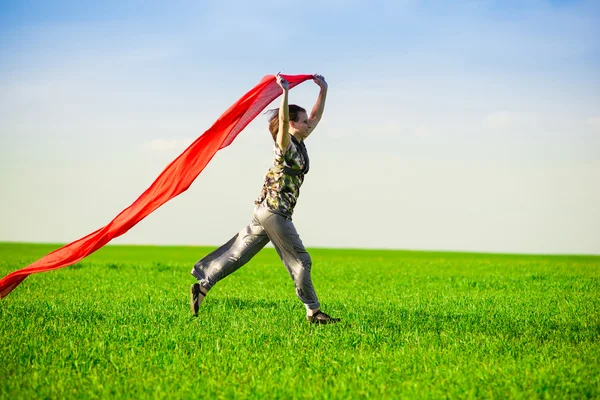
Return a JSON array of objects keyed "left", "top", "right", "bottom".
[{"left": 1, "top": 242, "right": 599, "bottom": 399}]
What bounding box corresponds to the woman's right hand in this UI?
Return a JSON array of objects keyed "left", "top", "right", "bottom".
[
  {"left": 313, "top": 74, "right": 328, "bottom": 90},
  {"left": 276, "top": 73, "right": 289, "bottom": 91}
]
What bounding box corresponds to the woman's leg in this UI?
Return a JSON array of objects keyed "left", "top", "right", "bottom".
[
  {"left": 254, "top": 205, "right": 320, "bottom": 313},
  {"left": 191, "top": 213, "right": 270, "bottom": 291}
]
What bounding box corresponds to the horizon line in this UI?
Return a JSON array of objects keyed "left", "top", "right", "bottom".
[{"left": 1, "top": 241, "right": 598, "bottom": 258}]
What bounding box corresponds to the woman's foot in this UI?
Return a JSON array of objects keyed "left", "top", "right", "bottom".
[
  {"left": 306, "top": 310, "right": 340, "bottom": 324},
  {"left": 189, "top": 283, "right": 208, "bottom": 315}
]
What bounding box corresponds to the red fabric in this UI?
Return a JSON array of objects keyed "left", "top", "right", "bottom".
[{"left": 0, "top": 74, "right": 314, "bottom": 299}]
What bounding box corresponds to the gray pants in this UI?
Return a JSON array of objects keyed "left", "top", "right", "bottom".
[{"left": 191, "top": 204, "right": 320, "bottom": 311}]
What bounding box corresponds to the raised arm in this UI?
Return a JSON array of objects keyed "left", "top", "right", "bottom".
[
  {"left": 307, "top": 74, "right": 328, "bottom": 136},
  {"left": 276, "top": 73, "right": 290, "bottom": 151}
]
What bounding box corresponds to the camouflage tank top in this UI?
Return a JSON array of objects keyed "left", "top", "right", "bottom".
[{"left": 255, "top": 136, "right": 309, "bottom": 217}]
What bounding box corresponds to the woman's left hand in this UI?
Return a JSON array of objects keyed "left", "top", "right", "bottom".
[{"left": 313, "top": 74, "right": 328, "bottom": 90}]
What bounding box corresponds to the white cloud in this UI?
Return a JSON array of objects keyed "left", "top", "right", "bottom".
[
  {"left": 587, "top": 116, "right": 600, "bottom": 131},
  {"left": 483, "top": 111, "right": 537, "bottom": 129},
  {"left": 145, "top": 138, "right": 194, "bottom": 152},
  {"left": 413, "top": 124, "right": 431, "bottom": 138}
]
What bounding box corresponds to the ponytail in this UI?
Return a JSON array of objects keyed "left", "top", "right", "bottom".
[{"left": 266, "top": 104, "right": 306, "bottom": 141}]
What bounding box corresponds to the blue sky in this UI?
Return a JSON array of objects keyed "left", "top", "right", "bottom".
[{"left": 1, "top": 0, "right": 599, "bottom": 253}]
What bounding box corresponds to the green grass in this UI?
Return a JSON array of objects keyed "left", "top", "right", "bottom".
[{"left": 1, "top": 242, "right": 599, "bottom": 399}]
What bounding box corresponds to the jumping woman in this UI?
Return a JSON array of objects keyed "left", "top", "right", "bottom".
[{"left": 190, "top": 73, "right": 339, "bottom": 324}]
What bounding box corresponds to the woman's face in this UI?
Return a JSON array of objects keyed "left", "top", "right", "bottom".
[{"left": 290, "top": 111, "right": 309, "bottom": 139}]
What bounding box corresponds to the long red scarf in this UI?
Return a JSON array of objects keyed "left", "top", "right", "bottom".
[{"left": 0, "top": 74, "right": 314, "bottom": 299}]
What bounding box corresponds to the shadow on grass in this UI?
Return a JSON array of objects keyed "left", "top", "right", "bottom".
[
  {"left": 207, "top": 297, "right": 282, "bottom": 311},
  {"left": 188, "top": 297, "right": 297, "bottom": 324}
]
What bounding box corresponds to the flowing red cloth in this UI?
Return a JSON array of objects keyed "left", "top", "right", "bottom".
[{"left": 0, "top": 74, "right": 314, "bottom": 299}]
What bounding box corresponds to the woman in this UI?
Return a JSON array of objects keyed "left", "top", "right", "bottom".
[{"left": 189, "top": 73, "right": 339, "bottom": 324}]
